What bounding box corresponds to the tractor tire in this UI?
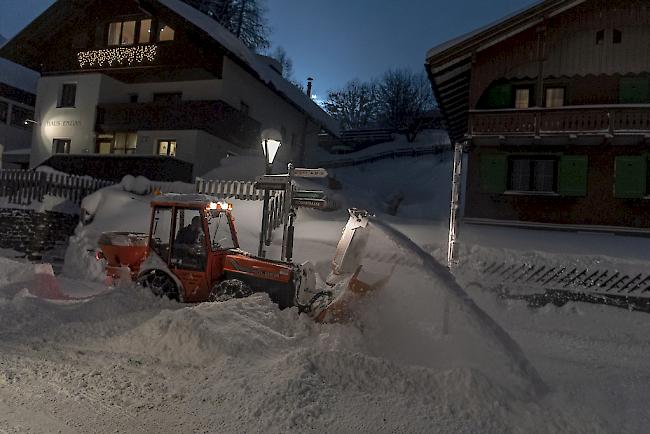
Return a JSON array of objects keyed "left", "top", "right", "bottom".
[
  {"left": 208, "top": 279, "right": 252, "bottom": 302},
  {"left": 137, "top": 270, "right": 180, "bottom": 301}
]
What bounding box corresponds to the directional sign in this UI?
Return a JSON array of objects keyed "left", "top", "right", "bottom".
[
  {"left": 294, "top": 168, "right": 328, "bottom": 178},
  {"left": 254, "top": 174, "right": 290, "bottom": 190},
  {"left": 293, "top": 189, "right": 326, "bottom": 200},
  {"left": 292, "top": 198, "right": 327, "bottom": 209}
]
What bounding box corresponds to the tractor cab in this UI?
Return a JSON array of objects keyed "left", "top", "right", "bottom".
[{"left": 145, "top": 194, "right": 240, "bottom": 302}]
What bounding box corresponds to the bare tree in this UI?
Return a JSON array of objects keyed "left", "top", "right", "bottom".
[
  {"left": 324, "top": 79, "right": 379, "bottom": 130},
  {"left": 181, "top": 0, "right": 270, "bottom": 51},
  {"left": 377, "top": 69, "right": 436, "bottom": 142}
]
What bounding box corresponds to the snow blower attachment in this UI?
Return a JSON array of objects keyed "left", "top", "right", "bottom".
[{"left": 97, "top": 196, "right": 387, "bottom": 322}]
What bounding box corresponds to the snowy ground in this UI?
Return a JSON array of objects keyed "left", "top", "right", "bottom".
[{"left": 1, "top": 147, "right": 650, "bottom": 432}]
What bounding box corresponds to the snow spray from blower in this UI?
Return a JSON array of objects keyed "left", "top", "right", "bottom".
[{"left": 370, "top": 217, "right": 548, "bottom": 398}]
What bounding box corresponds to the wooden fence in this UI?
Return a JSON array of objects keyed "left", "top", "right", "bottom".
[{"left": 0, "top": 170, "right": 114, "bottom": 206}]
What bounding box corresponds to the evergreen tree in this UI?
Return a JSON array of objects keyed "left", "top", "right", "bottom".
[{"left": 181, "top": 0, "right": 270, "bottom": 51}]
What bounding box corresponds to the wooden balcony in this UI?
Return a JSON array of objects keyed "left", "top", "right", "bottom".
[
  {"left": 469, "top": 106, "right": 650, "bottom": 137},
  {"left": 96, "top": 100, "right": 260, "bottom": 149}
]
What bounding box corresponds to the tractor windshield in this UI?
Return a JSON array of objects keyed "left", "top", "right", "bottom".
[{"left": 207, "top": 210, "right": 236, "bottom": 251}]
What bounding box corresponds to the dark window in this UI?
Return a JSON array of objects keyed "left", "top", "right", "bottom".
[
  {"left": 613, "top": 29, "right": 622, "bottom": 44},
  {"left": 240, "top": 101, "right": 250, "bottom": 116},
  {"left": 596, "top": 29, "right": 605, "bottom": 45},
  {"left": 52, "top": 139, "right": 71, "bottom": 154},
  {"left": 153, "top": 92, "right": 182, "bottom": 103},
  {"left": 0, "top": 101, "right": 7, "bottom": 123},
  {"left": 112, "top": 132, "right": 138, "bottom": 154},
  {"left": 508, "top": 156, "right": 557, "bottom": 193},
  {"left": 129, "top": 93, "right": 139, "bottom": 103},
  {"left": 10, "top": 106, "right": 34, "bottom": 129},
  {"left": 158, "top": 140, "right": 177, "bottom": 157},
  {"left": 58, "top": 83, "right": 77, "bottom": 108}
]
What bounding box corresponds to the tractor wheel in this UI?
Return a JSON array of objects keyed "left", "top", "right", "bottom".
[
  {"left": 208, "top": 279, "right": 252, "bottom": 302},
  {"left": 138, "top": 270, "right": 180, "bottom": 301}
]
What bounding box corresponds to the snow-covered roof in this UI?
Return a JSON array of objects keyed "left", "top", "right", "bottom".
[
  {"left": 0, "top": 34, "right": 39, "bottom": 94},
  {"left": 159, "top": 0, "right": 339, "bottom": 134}
]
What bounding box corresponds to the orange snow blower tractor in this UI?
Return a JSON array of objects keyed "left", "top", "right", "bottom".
[{"left": 98, "top": 194, "right": 385, "bottom": 321}]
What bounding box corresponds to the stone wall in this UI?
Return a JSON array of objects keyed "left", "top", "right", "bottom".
[{"left": 0, "top": 209, "right": 78, "bottom": 267}]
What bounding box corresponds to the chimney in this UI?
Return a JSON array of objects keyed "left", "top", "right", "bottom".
[{"left": 306, "top": 77, "right": 314, "bottom": 98}]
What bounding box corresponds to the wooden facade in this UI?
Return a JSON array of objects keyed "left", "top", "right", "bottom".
[{"left": 427, "top": 0, "right": 650, "bottom": 231}]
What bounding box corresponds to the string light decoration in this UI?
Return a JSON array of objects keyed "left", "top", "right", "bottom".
[{"left": 77, "top": 45, "right": 158, "bottom": 68}]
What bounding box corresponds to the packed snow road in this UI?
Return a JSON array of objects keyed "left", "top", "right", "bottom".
[{"left": 1, "top": 252, "right": 647, "bottom": 433}]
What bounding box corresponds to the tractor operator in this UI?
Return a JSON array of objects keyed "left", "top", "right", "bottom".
[{"left": 176, "top": 215, "right": 203, "bottom": 245}]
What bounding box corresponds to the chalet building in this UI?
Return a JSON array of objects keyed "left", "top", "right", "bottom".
[
  {"left": 427, "top": 0, "right": 650, "bottom": 232},
  {"left": 0, "top": 34, "right": 39, "bottom": 169},
  {"left": 0, "top": 0, "right": 336, "bottom": 180}
]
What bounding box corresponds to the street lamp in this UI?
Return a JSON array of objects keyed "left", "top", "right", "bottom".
[{"left": 258, "top": 134, "right": 282, "bottom": 257}]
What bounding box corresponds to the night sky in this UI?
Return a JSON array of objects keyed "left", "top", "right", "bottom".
[{"left": 0, "top": 0, "right": 537, "bottom": 100}]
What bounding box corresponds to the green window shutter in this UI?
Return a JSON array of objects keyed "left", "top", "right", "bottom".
[
  {"left": 619, "top": 77, "right": 650, "bottom": 104},
  {"left": 614, "top": 156, "right": 647, "bottom": 198},
  {"left": 559, "top": 155, "right": 588, "bottom": 196},
  {"left": 480, "top": 154, "right": 507, "bottom": 193},
  {"left": 486, "top": 83, "right": 512, "bottom": 109}
]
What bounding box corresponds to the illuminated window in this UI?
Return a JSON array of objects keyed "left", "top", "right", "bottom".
[
  {"left": 545, "top": 87, "right": 565, "bottom": 108},
  {"left": 139, "top": 19, "right": 152, "bottom": 44},
  {"left": 158, "top": 23, "right": 175, "bottom": 42},
  {"left": 107, "top": 19, "right": 152, "bottom": 46},
  {"left": 108, "top": 22, "right": 121, "bottom": 46},
  {"left": 52, "top": 139, "right": 71, "bottom": 154},
  {"left": 158, "top": 140, "right": 177, "bottom": 157},
  {"left": 113, "top": 132, "right": 138, "bottom": 154},
  {"left": 58, "top": 83, "right": 77, "bottom": 108},
  {"left": 121, "top": 21, "right": 136, "bottom": 45},
  {"left": 514, "top": 88, "right": 530, "bottom": 109}
]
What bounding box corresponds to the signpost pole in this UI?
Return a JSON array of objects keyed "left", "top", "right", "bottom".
[
  {"left": 258, "top": 140, "right": 270, "bottom": 257},
  {"left": 281, "top": 163, "right": 294, "bottom": 261}
]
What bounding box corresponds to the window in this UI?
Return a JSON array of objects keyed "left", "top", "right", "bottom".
[
  {"left": 153, "top": 92, "right": 182, "bottom": 103},
  {"left": 613, "top": 29, "right": 622, "bottom": 44},
  {"left": 596, "top": 29, "right": 605, "bottom": 45},
  {"left": 107, "top": 19, "right": 151, "bottom": 46},
  {"left": 514, "top": 88, "right": 531, "bottom": 109},
  {"left": 508, "top": 157, "right": 557, "bottom": 193},
  {"left": 139, "top": 19, "right": 152, "bottom": 44},
  {"left": 545, "top": 87, "right": 565, "bottom": 108},
  {"left": 96, "top": 132, "right": 137, "bottom": 154},
  {"left": 52, "top": 139, "right": 71, "bottom": 154},
  {"left": 113, "top": 132, "right": 138, "bottom": 154},
  {"left": 158, "top": 140, "right": 177, "bottom": 157},
  {"left": 151, "top": 207, "right": 172, "bottom": 262},
  {"left": 0, "top": 101, "right": 7, "bottom": 124},
  {"left": 158, "top": 23, "right": 175, "bottom": 42},
  {"left": 240, "top": 101, "right": 250, "bottom": 116},
  {"left": 129, "top": 93, "right": 139, "bottom": 103},
  {"left": 207, "top": 210, "right": 236, "bottom": 250},
  {"left": 58, "top": 83, "right": 77, "bottom": 108},
  {"left": 171, "top": 208, "right": 206, "bottom": 270},
  {"left": 10, "top": 106, "right": 34, "bottom": 128}
]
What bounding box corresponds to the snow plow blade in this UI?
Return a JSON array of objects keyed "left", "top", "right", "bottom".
[{"left": 307, "top": 209, "right": 392, "bottom": 323}]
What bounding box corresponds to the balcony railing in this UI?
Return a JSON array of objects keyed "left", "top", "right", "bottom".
[
  {"left": 96, "top": 100, "right": 261, "bottom": 149},
  {"left": 469, "top": 106, "right": 650, "bottom": 136}
]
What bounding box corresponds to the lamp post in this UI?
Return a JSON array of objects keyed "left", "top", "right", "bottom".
[{"left": 258, "top": 138, "right": 281, "bottom": 257}]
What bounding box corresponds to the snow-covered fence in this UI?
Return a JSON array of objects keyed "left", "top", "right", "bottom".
[
  {"left": 318, "top": 145, "right": 449, "bottom": 168},
  {"left": 195, "top": 178, "right": 262, "bottom": 200},
  {"left": 196, "top": 178, "right": 285, "bottom": 231},
  {"left": 0, "top": 169, "right": 114, "bottom": 206}
]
